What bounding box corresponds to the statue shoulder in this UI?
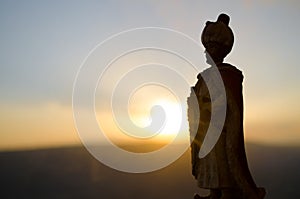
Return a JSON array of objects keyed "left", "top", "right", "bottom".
[
  {"left": 218, "top": 63, "right": 244, "bottom": 82},
  {"left": 218, "top": 63, "right": 243, "bottom": 79}
]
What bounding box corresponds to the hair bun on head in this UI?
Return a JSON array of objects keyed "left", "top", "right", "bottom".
[{"left": 217, "top": 13, "right": 230, "bottom": 26}]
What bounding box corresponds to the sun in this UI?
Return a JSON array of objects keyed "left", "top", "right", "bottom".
[
  {"left": 151, "top": 99, "right": 183, "bottom": 138},
  {"left": 131, "top": 98, "right": 185, "bottom": 140},
  {"left": 126, "top": 84, "right": 189, "bottom": 142},
  {"left": 157, "top": 100, "right": 182, "bottom": 132}
]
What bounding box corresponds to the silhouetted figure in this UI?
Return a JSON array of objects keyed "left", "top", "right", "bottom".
[{"left": 188, "top": 14, "right": 266, "bottom": 199}]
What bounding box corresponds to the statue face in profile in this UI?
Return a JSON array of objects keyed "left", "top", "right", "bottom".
[{"left": 204, "top": 44, "right": 224, "bottom": 66}]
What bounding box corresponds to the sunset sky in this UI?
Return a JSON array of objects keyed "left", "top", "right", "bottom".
[{"left": 0, "top": 0, "right": 300, "bottom": 151}]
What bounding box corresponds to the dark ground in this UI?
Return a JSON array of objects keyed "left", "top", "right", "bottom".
[{"left": 0, "top": 143, "right": 299, "bottom": 199}]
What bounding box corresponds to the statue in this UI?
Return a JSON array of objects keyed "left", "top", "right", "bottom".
[{"left": 187, "top": 14, "right": 266, "bottom": 199}]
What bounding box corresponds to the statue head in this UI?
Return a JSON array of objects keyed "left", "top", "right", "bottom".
[{"left": 201, "top": 13, "right": 234, "bottom": 65}]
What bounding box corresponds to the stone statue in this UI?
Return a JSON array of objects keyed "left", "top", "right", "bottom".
[{"left": 187, "top": 14, "right": 266, "bottom": 199}]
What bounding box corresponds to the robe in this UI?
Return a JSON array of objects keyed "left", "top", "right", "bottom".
[{"left": 188, "top": 63, "right": 264, "bottom": 198}]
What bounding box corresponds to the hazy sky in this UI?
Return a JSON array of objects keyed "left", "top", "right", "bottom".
[{"left": 0, "top": 0, "right": 300, "bottom": 150}]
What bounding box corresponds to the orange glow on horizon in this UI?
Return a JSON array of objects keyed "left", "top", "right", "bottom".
[{"left": 0, "top": 97, "right": 300, "bottom": 152}]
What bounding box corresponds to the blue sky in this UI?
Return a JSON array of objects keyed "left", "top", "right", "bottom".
[{"left": 0, "top": 0, "right": 299, "bottom": 150}]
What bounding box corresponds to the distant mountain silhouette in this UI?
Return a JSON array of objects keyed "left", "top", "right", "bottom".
[{"left": 0, "top": 143, "right": 299, "bottom": 199}]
